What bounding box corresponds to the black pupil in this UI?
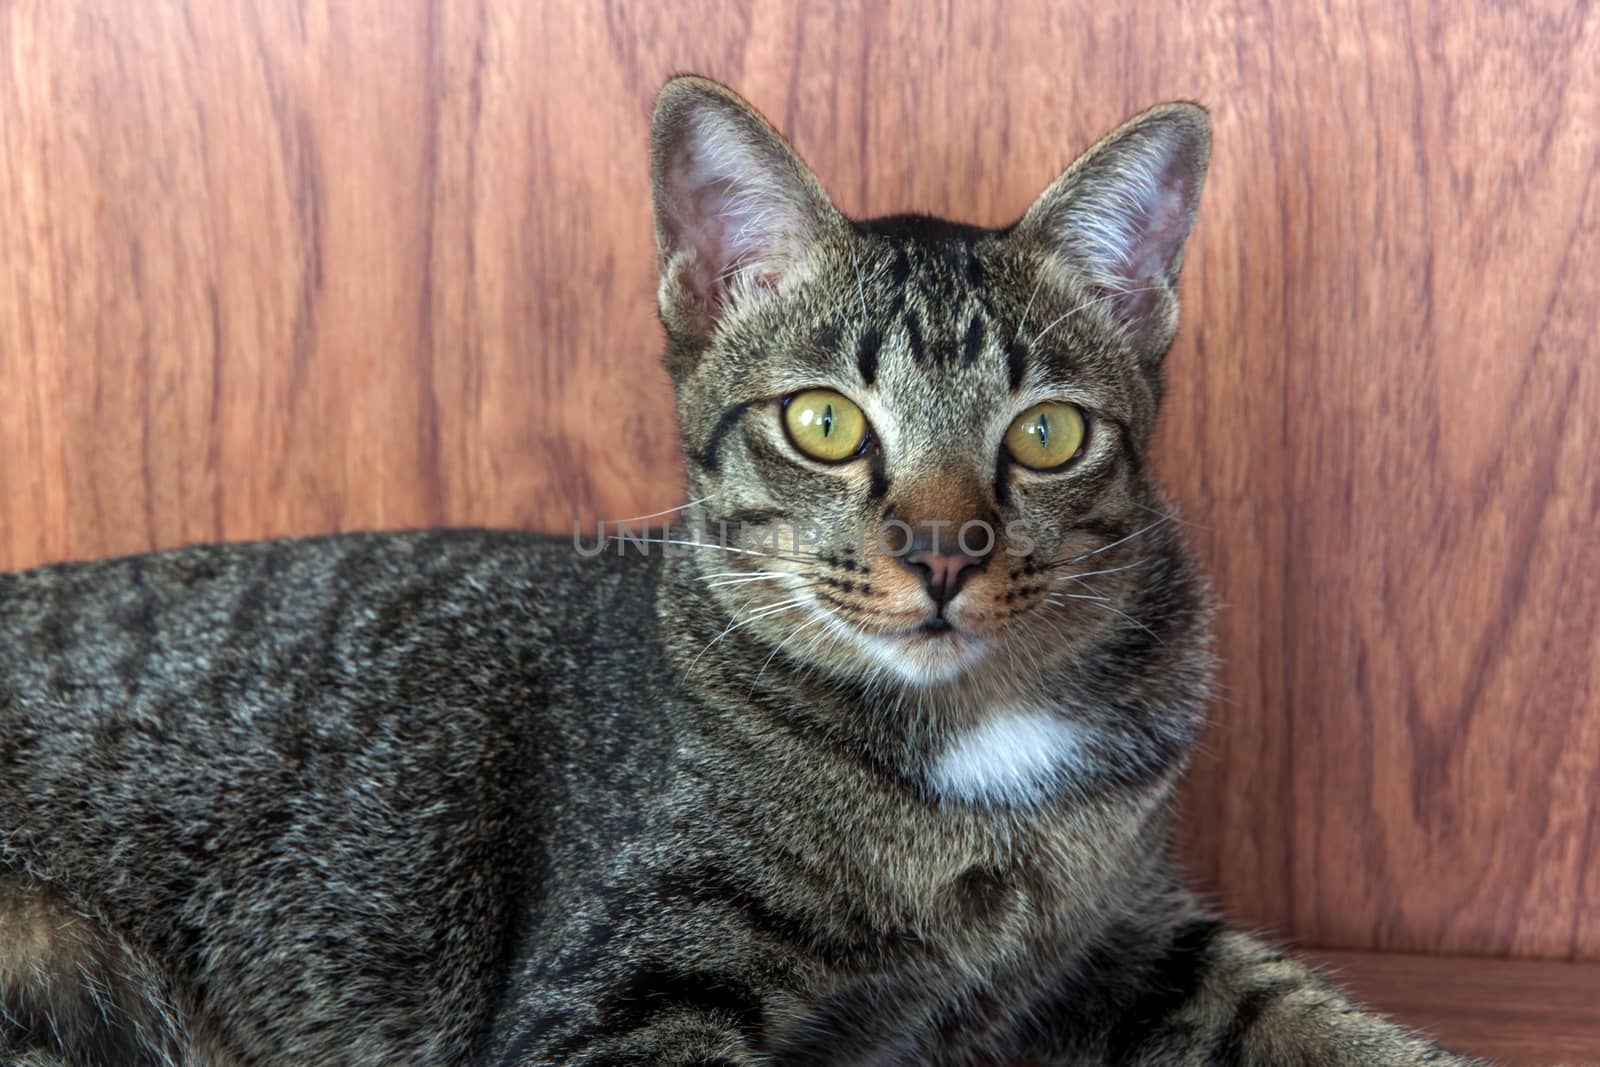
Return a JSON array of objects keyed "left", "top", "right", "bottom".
[
  {"left": 1036, "top": 412, "right": 1049, "bottom": 448},
  {"left": 821, "top": 403, "right": 834, "bottom": 437}
]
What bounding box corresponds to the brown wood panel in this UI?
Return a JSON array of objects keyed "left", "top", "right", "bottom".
[
  {"left": 1, "top": 1, "right": 1596, "bottom": 959},
  {"left": 1306, "top": 949, "right": 1600, "bottom": 1065}
]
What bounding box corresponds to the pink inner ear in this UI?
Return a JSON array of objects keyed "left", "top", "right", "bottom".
[
  {"left": 661, "top": 151, "right": 738, "bottom": 312},
  {"left": 1088, "top": 148, "right": 1199, "bottom": 328},
  {"left": 661, "top": 127, "right": 808, "bottom": 323},
  {"left": 1123, "top": 183, "right": 1190, "bottom": 284}
]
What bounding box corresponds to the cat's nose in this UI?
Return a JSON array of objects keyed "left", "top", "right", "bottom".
[{"left": 897, "top": 532, "right": 990, "bottom": 610}]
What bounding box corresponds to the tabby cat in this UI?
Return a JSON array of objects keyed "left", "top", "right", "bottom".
[{"left": 0, "top": 76, "right": 1475, "bottom": 1065}]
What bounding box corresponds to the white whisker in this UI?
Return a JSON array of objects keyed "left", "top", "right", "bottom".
[
  {"left": 610, "top": 536, "right": 811, "bottom": 564},
  {"left": 1049, "top": 560, "right": 1147, "bottom": 581},
  {"left": 1061, "top": 597, "right": 1165, "bottom": 645},
  {"left": 1047, "top": 592, "right": 1111, "bottom": 605},
  {"left": 1062, "top": 516, "right": 1173, "bottom": 564},
  {"left": 682, "top": 594, "right": 811, "bottom": 681},
  {"left": 751, "top": 612, "right": 829, "bottom": 696},
  {"left": 703, "top": 572, "right": 817, "bottom": 589},
  {"left": 1134, "top": 501, "right": 1210, "bottom": 531},
  {"left": 1016, "top": 269, "right": 1047, "bottom": 340},
  {"left": 850, "top": 247, "right": 869, "bottom": 325},
  {"left": 1031, "top": 286, "right": 1166, "bottom": 347},
  {"left": 588, "top": 496, "right": 710, "bottom": 526}
]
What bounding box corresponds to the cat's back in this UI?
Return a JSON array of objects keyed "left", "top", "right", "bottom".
[
  {"left": 0, "top": 528, "right": 677, "bottom": 833},
  {"left": 0, "top": 527, "right": 662, "bottom": 710},
  {"left": 0, "top": 529, "right": 676, "bottom": 1064}
]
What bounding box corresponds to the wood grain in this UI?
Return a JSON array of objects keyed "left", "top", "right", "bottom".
[
  {"left": 1, "top": 1, "right": 1596, "bottom": 960},
  {"left": 1306, "top": 949, "right": 1600, "bottom": 1065}
]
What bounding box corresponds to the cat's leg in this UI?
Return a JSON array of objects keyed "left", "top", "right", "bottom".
[
  {"left": 1095, "top": 919, "right": 1482, "bottom": 1066},
  {"left": 0, "top": 876, "right": 191, "bottom": 1067}
]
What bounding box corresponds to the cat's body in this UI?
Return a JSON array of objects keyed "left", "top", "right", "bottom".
[
  {"left": 0, "top": 526, "right": 1186, "bottom": 1064},
  {"left": 2, "top": 78, "right": 1475, "bottom": 1065}
]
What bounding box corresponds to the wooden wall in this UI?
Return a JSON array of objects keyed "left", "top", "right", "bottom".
[{"left": 2, "top": 1, "right": 1596, "bottom": 961}]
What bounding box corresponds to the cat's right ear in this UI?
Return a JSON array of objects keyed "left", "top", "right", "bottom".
[{"left": 651, "top": 76, "right": 841, "bottom": 346}]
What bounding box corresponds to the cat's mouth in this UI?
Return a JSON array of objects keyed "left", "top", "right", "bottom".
[
  {"left": 859, "top": 617, "right": 988, "bottom": 685},
  {"left": 877, "top": 609, "right": 980, "bottom": 647},
  {"left": 798, "top": 587, "right": 999, "bottom": 686}
]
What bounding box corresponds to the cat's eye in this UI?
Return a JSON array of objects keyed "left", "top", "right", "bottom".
[
  {"left": 1005, "top": 401, "right": 1088, "bottom": 470},
  {"left": 782, "top": 389, "right": 870, "bottom": 462}
]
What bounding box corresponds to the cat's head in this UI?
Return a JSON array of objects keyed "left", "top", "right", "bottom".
[{"left": 651, "top": 76, "right": 1210, "bottom": 693}]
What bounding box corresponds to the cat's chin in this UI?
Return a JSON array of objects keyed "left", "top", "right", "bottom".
[{"left": 839, "top": 621, "right": 991, "bottom": 688}]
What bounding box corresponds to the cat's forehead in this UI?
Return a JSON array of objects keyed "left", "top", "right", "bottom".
[
  {"left": 858, "top": 247, "right": 1010, "bottom": 424},
  {"left": 855, "top": 216, "right": 994, "bottom": 293},
  {"left": 717, "top": 220, "right": 1117, "bottom": 434},
  {"left": 853, "top": 220, "right": 997, "bottom": 323},
  {"left": 803, "top": 227, "right": 1094, "bottom": 400}
]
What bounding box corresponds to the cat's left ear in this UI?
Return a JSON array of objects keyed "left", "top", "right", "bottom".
[
  {"left": 1015, "top": 103, "right": 1211, "bottom": 360},
  {"left": 651, "top": 76, "right": 843, "bottom": 346}
]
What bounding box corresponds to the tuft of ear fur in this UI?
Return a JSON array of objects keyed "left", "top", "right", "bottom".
[
  {"left": 651, "top": 76, "right": 842, "bottom": 346},
  {"left": 1017, "top": 103, "right": 1211, "bottom": 358}
]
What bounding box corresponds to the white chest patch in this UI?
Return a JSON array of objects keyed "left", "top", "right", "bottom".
[{"left": 927, "top": 707, "right": 1097, "bottom": 808}]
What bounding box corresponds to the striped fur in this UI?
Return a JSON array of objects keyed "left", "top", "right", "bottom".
[{"left": 0, "top": 77, "right": 1477, "bottom": 1064}]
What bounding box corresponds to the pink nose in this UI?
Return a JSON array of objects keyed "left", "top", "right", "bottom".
[{"left": 902, "top": 548, "right": 987, "bottom": 609}]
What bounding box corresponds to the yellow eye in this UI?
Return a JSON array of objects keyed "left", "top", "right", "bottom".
[
  {"left": 783, "top": 389, "right": 870, "bottom": 462},
  {"left": 1005, "top": 401, "right": 1087, "bottom": 470}
]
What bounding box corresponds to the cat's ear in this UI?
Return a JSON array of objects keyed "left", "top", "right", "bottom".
[
  {"left": 1015, "top": 103, "right": 1210, "bottom": 357},
  {"left": 652, "top": 76, "right": 842, "bottom": 344}
]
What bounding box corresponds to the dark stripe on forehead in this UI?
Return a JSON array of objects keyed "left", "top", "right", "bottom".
[
  {"left": 856, "top": 328, "right": 881, "bottom": 385},
  {"left": 963, "top": 315, "right": 985, "bottom": 366},
  {"left": 696, "top": 399, "right": 755, "bottom": 471},
  {"left": 890, "top": 247, "right": 911, "bottom": 286},
  {"left": 904, "top": 311, "right": 925, "bottom": 364},
  {"left": 965, "top": 247, "right": 984, "bottom": 287},
  {"left": 1006, "top": 338, "right": 1029, "bottom": 392},
  {"left": 941, "top": 242, "right": 972, "bottom": 281},
  {"left": 975, "top": 290, "right": 999, "bottom": 320}
]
